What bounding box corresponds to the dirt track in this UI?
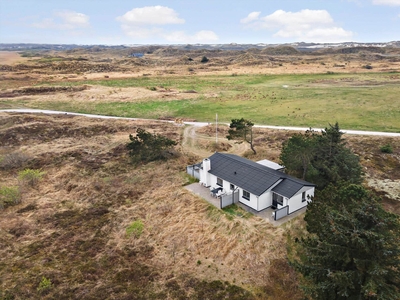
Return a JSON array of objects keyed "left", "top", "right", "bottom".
[{"left": 182, "top": 124, "right": 249, "bottom": 158}]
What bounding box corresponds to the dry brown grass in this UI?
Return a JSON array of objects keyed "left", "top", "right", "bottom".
[
  {"left": 1, "top": 48, "right": 399, "bottom": 90},
  {"left": 0, "top": 113, "right": 286, "bottom": 298},
  {"left": 0, "top": 112, "right": 398, "bottom": 299},
  {"left": 0, "top": 51, "right": 33, "bottom": 65}
]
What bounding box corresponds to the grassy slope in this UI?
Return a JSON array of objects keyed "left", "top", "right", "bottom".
[
  {"left": 1, "top": 72, "right": 399, "bottom": 132},
  {"left": 1, "top": 113, "right": 399, "bottom": 299},
  {"left": 0, "top": 114, "right": 303, "bottom": 299}
]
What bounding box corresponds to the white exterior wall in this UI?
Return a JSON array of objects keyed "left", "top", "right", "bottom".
[
  {"left": 258, "top": 179, "right": 283, "bottom": 211},
  {"left": 288, "top": 186, "right": 314, "bottom": 214},
  {"left": 239, "top": 190, "right": 258, "bottom": 210},
  {"left": 258, "top": 191, "right": 271, "bottom": 210},
  {"left": 208, "top": 174, "right": 218, "bottom": 188}
]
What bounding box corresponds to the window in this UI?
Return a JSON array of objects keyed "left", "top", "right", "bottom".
[
  {"left": 243, "top": 190, "right": 250, "bottom": 200},
  {"left": 302, "top": 191, "right": 306, "bottom": 202},
  {"left": 216, "top": 177, "right": 223, "bottom": 187},
  {"left": 230, "top": 184, "right": 235, "bottom": 190},
  {"left": 273, "top": 193, "right": 283, "bottom": 205}
]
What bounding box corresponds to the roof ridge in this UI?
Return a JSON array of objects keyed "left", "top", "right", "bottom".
[
  {"left": 217, "top": 152, "right": 284, "bottom": 177},
  {"left": 216, "top": 152, "right": 315, "bottom": 186}
]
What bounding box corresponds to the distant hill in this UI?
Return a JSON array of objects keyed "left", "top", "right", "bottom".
[{"left": 1, "top": 41, "right": 399, "bottom": 52}]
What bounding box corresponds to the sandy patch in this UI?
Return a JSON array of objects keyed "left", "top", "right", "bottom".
[
  {"left": 3, "top": 85, "right": 201, "bottom": 105},
  {"left": 367, "top": 177, "right": 400, "bottom": 200},
  {"left": 0, "top": 51, "right": 32, "bottom": 65}
]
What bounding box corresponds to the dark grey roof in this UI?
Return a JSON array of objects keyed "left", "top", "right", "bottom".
[
  {"left": 272, "top": 178, "right": 305, "bottom": 198},
  {"left": 207, "top": 152, "right": 314, "bottom": 197}
]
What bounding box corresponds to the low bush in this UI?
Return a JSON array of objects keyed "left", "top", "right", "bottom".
[
  {"left": 37, "top": 276, "right": 52, "bottom": 294},
  {"left": 380, "top": 144, "right": 393, "bottom": 153},
  {"left": 0, "top": 151, "right": 30, "bottom": 169},
  {"left": 18, "top": 169, "right": 45, "bottom": 187},
  {"left": 0, "top": 186, "right": 21, "bottom": 209},
  {"left": 127, "top": 128, "right": 177, "bottom": 164},
  {"left": 200, "top": 56, "right": 209, "bottom": 63},
  {"left": 126, "top": 220, "right": 144, "bottom": 238}
]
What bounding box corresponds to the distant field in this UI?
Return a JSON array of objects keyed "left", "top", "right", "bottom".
[{"left": 3, "top": 72, "right": 400, "bottom": 132}]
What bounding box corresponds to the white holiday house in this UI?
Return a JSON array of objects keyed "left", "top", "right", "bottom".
[{"left": 187, "top": 152, "right": 315, "bottom": 219}]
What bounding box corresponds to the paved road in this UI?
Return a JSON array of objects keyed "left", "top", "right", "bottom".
[{"left": 1, "top": 109, "right": 399, "bottom": 137}]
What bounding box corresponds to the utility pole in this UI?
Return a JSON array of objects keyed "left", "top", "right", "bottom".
[{"left": 216, "top": 113, "right": 218, "bottom": 145}]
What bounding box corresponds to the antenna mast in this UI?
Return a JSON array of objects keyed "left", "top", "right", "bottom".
[{"left": 216, "top": 113, "right": 218, "bottom": 144}]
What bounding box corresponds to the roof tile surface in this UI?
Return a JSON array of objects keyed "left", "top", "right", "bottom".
[{"left": 208, "top": 152, "right": 314, "bottom": 197}]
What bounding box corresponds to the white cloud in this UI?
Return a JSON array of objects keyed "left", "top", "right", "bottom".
[
  {"left": 117, "top": 6, "right": 218, "bottom": 43},
  {"left": 240, "top": 12, "right": 261, "bottom": 24},
  {"left": 122, "top": 26, "right": 218, "bottom": 43},
  {"left": 120, "top": 25, "right": 163, "bottom": 39},
  {"left": 116, "top": 6, "right": 185, "bottom": 25},
  {"left": 32, "top": 10, "right": 89, "bottom": 30},
  {"left": 163, "top": 30, "right": 219, "bottom": 43},
  {"left": 55, "top": 11, "right": 89, "bottom": 27},
  {"left": 372, "top": 0, "right": 400, "bottom": 6},
  {"left": 241, "top": 9, "right": 354, "bottom": 42}
]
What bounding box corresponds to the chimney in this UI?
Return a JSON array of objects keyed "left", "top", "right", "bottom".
[{"left": 201, "top": 158, "right": 211, "bottom": 187}]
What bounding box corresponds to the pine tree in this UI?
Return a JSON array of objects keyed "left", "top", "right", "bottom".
[
  {"left": 127, "top": 128, "right": 177, "bottom": 164},
  {"left": 227, "top": 118, "right": 256, "bottom": 154},
  {"left": 291, "top": 184, "right": 400, "bottom": 300},
  {"left": 280, "top": 123, "right": 363, "bottom": 189}
]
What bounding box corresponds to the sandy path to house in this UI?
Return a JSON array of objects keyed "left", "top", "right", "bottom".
[{"left": 181, "top": 124, "right": 249, "bottom": 158}]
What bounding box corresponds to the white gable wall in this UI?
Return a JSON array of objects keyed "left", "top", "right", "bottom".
[
  {"left": 257, "top": 179, "right": 283, "bottom": 211},
  {"left": 288, "top": 186, "right": 314, "bottom": 214},
  {"left": 239, "top": 190, "right": 258, "bottom": 210}
]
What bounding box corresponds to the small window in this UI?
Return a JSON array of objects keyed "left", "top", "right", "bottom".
[
  {"left": 243, "top": 190, "right": 250, "bottom": 200},
  {"left": 302, "top": 191, "right": 306, "bottom": 202},
  {"left": 216, "top": 177, "right": 223, "bottom": 187},
  {"left": 230, "top": 184, "right": 235, "bottom": 190}
]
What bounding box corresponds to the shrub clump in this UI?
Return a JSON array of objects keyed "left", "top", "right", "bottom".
[
  {"left": 380, "top": 144, "right": 393, "bottom": 154},
  {"left": 18, "top": 169, "right": 45, "bottom": 187},
  {"left": 0, "top": 186, "right": 21, "bottom": 209},
  {"left": 126, "top": 220, "right": 144, "bottom": 238},
  {"left": 200, "top": 56, "right": 209, "bottom": 63},
  {"left": 37, "top": 276, "right": 52, "bottom": 294},
  {"left": 0, "top": 151, "right": 30, "bottom": 169},
  {"left": 127, "top": 128, "right": 177, "bottom": 164}
]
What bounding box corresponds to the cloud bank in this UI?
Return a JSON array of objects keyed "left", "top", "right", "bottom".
[
  {"left": 33, "top": 10, "right": 90, "bottom": 30},
  {"left": 241, "top": 9, "right": 354, "bottom": 42},
  {"left": 372, "top": 0, "right": 400, "bottom": 6},
  {"left": 117, "top": 6, "right": 218, "bottom": 43}
]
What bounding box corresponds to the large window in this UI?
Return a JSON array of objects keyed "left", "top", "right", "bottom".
[
  {"left": 302, "top": 191, "right": 306, "bottom": 202},
  {"left": 273, "top": 193, "right": 283, "bottom": 205},
  {"left": 243, "top": 190, "right": 250, "bottom": 200},
  {"left": 216, "top": 177, "right": 223, "bottom": 187}
]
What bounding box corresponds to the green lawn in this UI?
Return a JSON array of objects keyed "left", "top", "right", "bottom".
[{"left": 2, "top": 72, "right": 400, "bottom": 132}]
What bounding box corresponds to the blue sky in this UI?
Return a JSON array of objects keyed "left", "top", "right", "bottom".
[{"left": 0, "top": 0, "right": 399, "bottom": 45}]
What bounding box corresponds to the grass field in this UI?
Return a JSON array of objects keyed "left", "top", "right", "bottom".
[{"left": 3, "top": 72, "right": 400, "bottom": 132}]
